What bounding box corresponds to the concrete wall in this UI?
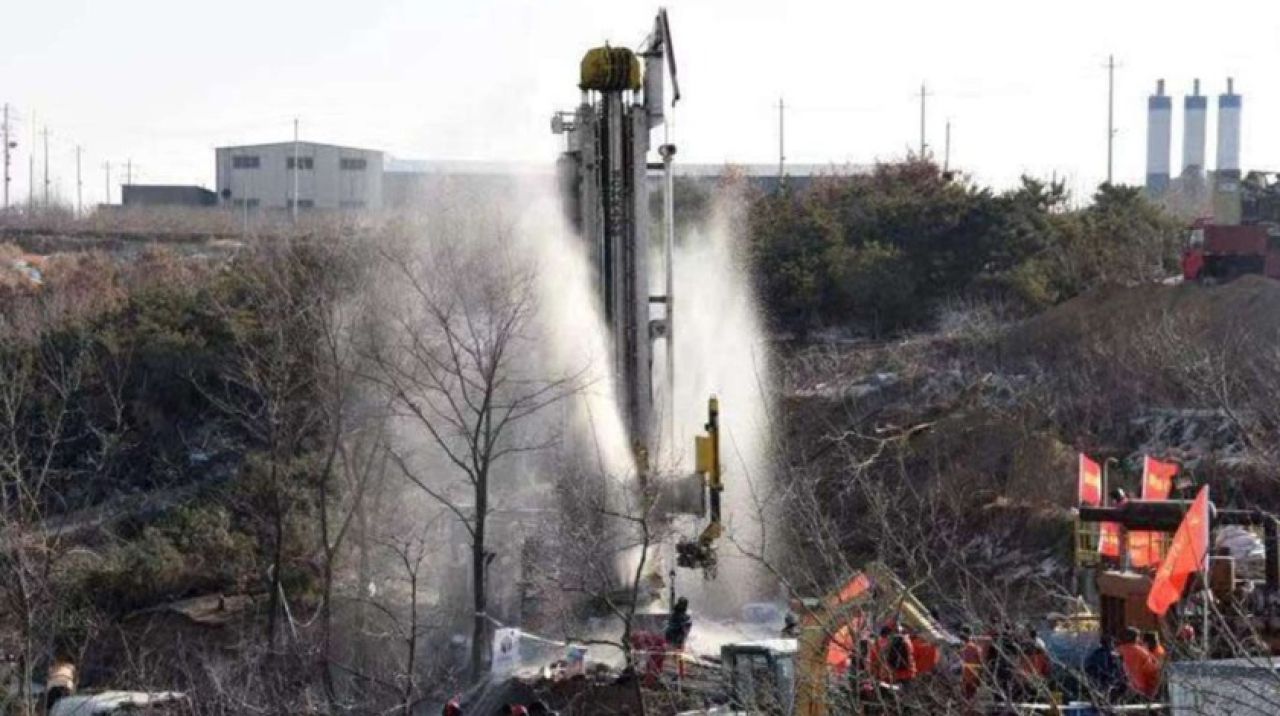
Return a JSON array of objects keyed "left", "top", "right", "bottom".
[
  {"left": 122, "top": 184, "right": 218, "bottom": 207},
  {"left": 215, "top": 142, "right": 383, "bottom": 211}
]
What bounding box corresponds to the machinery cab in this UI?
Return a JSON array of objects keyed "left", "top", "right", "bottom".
[
  {"left": 1079, "top": 500, "right": 1280, "bottom": 654},
  {"left": 721, "top": 639, "right": 797, "bottom": 715}
]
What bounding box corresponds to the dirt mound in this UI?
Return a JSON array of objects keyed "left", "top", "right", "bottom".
[{"left": 1005, "top": 275, "right": 1280, "bottom": 361}]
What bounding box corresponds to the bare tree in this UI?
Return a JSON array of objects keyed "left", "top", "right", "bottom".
[
  {"left": 364, "top": 226, "right": 583, "bottom": 679},
  {"left": 0, "top": 320, "right": 101, "bottom": 714},
  {"left": 198, "top": 239, "right": 332, "bottom": 657},
  {"left": 533, "top": 459, "right": 668, "bottom": 713}
]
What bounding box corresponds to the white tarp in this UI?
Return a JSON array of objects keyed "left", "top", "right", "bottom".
[
  {"left": 491, "top": 627, "right": 521, "bottom": 676},
  {"left": 51, "top": 691, "right": 186, "bottom": 715}
]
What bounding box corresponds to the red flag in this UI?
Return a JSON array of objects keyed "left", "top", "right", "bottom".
[
  {"left": 1079, "top": 454, "right": 1103, "bottom": 507},
  {"left": 1133, "top": 457, "right": 1179, "bottom": 566},
  {"left": 1147, "top": 486, "right": 1211, "bottom": 616},
  {"left": 1142, "top": 456, "right": 1179, "bottom": 500},
  {"left": 1099, "top": 521, "right": 1122, "bottom": 557},
  {"left": 1129, "top": 531, "right": 1159, "bottom": 568}
]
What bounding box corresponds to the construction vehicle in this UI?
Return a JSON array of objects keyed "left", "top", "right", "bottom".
[
  {"left": 1183, "top": 171, "right": 1280, "bottom": 282},
  {"left": 1077, "top": 499, "right": 1280, "bottom": 655},
  {"left": 720, "top": 562, "right": 957, "bottom": 716}
]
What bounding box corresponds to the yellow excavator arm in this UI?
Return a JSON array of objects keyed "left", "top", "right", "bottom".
[{"left": 677, "top": 396, "right": 722, "bottom": 576}]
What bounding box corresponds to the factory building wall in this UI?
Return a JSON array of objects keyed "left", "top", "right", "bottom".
[
  {"left": 122, "top": 184, "right": 218, "bottom": 208},
  {"left": 216, "top": 142, "right": 383, "bottom": 211}
]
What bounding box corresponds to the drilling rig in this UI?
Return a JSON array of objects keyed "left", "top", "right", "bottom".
[
  {"left": 551, "top": 8, "right": 678, "bottom": 457},
  {"left": 551, "top": 10, "right": 723, "bottom": 574}
]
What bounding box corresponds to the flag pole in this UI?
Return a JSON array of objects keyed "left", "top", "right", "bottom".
[{"left": 1202, "top": 486, "right": 1211, "bottom": 655}]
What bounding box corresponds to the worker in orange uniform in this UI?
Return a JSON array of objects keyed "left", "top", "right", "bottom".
[
  {"left": 910, "top": 630, "right": 940, "bottom": 676},
  {"left": 868, "top": 625, "right": 918, "bottom": 684},
  {"left": 1015, "top": 625, "right": 1051, "bottom": 701},
  {"left": 958, "top": 627, "right": 985, "bottom": 703},
  {"left": 1116, "top": 627, "right": 1160, "bottom": 700}
]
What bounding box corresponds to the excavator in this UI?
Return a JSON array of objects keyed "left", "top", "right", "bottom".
[{"left": 720, "top": 562, "right": 958, "bottom": 715}]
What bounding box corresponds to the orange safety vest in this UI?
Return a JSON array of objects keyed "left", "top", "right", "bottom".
[
  {"left": 1117, "top": 643, "right": 1160, "bottom": 698},
  {"left": 912, "top": 638, "right": 940, "bottom": 675},
  {"left": 869, "top": 636, "right": 917, "bottom": 683}
]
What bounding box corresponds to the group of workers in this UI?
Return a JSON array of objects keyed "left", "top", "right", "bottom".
[
  {"left": 631, "top": 596, "right": 694, "bottom": 686},
  {"left": 842, "top": 618, "right": 1181, "bottom": 709},
  {"left": 1082, "top": 626, "right": 1180, "bottom": 702},
  {"left": 957, "top": 623, "right": 1053, "bottom": 703},
  {"left": 953, "top": 622, "right": 1189, "bottom": 706}
]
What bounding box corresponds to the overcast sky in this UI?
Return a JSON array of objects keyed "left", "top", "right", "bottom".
[{"left": 3, "top": 0, "right": 1279, "bottom": 206}]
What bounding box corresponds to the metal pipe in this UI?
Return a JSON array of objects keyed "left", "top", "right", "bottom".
[
  {"left": 661, "top": 139, "right": 676, "bottom": 452},
  {"left": 1265, "top": 519, "right": 1279, "bottom": 595}
]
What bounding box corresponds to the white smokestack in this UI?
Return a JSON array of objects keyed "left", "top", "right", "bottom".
[
  {"left": 1216, "top": 77, "right": 1242, "bottom": 178},
  {"left": 1146, "top": 79, "right": 1172, "bottom": 195},
  {"left": 1182, "top": 78, "right": 1207, "bottom": 178}
]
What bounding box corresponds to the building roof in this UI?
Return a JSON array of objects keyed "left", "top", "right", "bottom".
[
  {"left": 122, "top": 184, "right": 215, "bottom": 192},
  {"left": 384, "top": 159, "right": 550, "bottom": 175},
  {"left": 383, "top": 158, "right": 871, "bottom": 178},
  {"left": 217, "top": 141, "right": 382, "bottom": 154}
]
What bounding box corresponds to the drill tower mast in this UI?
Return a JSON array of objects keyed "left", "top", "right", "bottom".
[{"left": 553, "top": 9, "right": 679, "bottom": 457}]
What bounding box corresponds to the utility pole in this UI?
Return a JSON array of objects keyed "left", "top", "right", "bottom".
[
  {"left": 292, "top": 117, "right": 299, "bottom": 223},
  {"left": 42, "top": 127, "right": 49, "bottom": 208},
  {"left": 777, "top": 97, "right": 785, "bottom": 181},
  {"left": 2, "top": 103, "right": 10, "bottom": 212},
  {"left": 75, "top": 146, "right": 82, "bottom": 218},
  {"left": 104, "top": 161, "right": 111, "bottom": 205},
  {"left": 28, "top": 113, "right": 35, "bottom": 212},
  {"left": 126, "top": 158, "right": 132, "bottom": 186},
  {"left": 919, "top": 83, "right": 928, "bottom": 158},
  {"left": 1106, "top": 54, "right": 1116, "bottom": 185},
  {"left": 944, "top": 118, "right": 952, "bottom": 173}
]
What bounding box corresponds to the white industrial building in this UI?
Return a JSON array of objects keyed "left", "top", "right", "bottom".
[
  {"left": 215, "top": 142, "right": 383, "bottom": 211},
  {"left": 1145, "top": 77, "right": 1244, "bottom": 207}
]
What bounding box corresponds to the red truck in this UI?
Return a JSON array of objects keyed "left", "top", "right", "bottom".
[{"left": 1182, "top": 217, "right": 1280, "bottom": 281}]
